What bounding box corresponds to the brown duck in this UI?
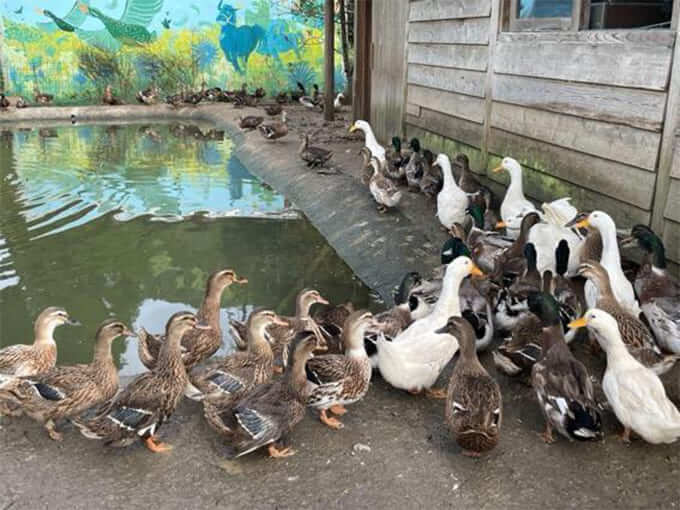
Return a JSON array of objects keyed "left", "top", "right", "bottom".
[
  {"left": 33, "top": 87, "right": 53, "bottom": 105},
  {"left": 305, "top": 310, "right": 373, "bottom": 429},
  {"left": 204, "top": 331, "right": 317, "bottom": 458},
  {"left": 258, "top": 111, "right": 288, "bottom": 141},
  {"left": 0, "top": 319, "right": 132, "bottom": 440},
  {"left": 264, "top": 104, "right": 283, "bottom": 116},
  {"left": 102, "top": 84, "right": 122, "bottom": 105},
  {"left": 440, "top": 316, "right": 502, "bottom": 457},
  {"left": 187, "top": 309, "right": 286, "bottom": 403},
  {"left": 230, "top": 288, "right": 329, "bottom": 368},
  {"left": 138, "top": 269, "right": 248, "bottom": 370},
  {"left": 0, "top": 307, "right": 77, "bottom": 378},
  {"left": 238, "top": 115, "right": 264, "bottom": 130},
  {"left": 578, "top": 261, "right": 678, "bottom": 374},
  {"left": 299, "top": 134, "right": 333, "bottom": 168},
  {"left": 73, "top": 312, "right": 207, "bottom": 452}
]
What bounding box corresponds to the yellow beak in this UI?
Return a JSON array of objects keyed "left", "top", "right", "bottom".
[
  {"left": 568, "top": 317, "right": 588, "bottom": 329},
  {"left": 469, "top": 263, "right": 485, "bottom": 277},
  {"left": 574, "top": 218, "right": 590, "bottom": 229},
  {"left": 348, "top": 124, "right": 357, "bottom": 133},
  {"left": 492, "top": 165, "right": 504, "bottom": 173},
  {"left": 495, "top": 220, "right": 507, "bottom": 229}
]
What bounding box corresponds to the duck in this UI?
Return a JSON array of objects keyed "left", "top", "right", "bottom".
[
  {"left": 547, "top": 241, "right": 583, "bottom": 342},
  {"left": 299, "top": 134, "right": 333, "bottom": 168},
  {"left": 454, "top": 153, "right": 482, "bottom": 195},
  {"left": 442, "top": 316, "right": 502, "bottom": 457},
  {"left": 0, "top": 307, "right": 77, "bottom": 378},
  {"left": 334, "top": 92, "right": 345, "bottom": 111},
  {"left": 258, "top": 111, "right": 288, "bottom": 141},
  {"left": 436, "top": 153, "right": 469, "bottom": 230},
  {"left": 458, "top": 205, "right": 513, "bottom": 275},
  {"left": 254, "top": 87, "right": 266, "bottom": 99},
  {"left": 491, "top": 212, "right": 542, "bottom": 284},
  {"left": 571, "top": 211, "right": 640, "bottom": 316},
  {"left": 578, "top": 261, "right": 677, "bottom": 375},
  {"left": 136, "top": 86, "right": 157, "bottom": 105},
  {"left": 570, "top": 309, "right": 680, "bottom": 443},
  {"left": 230, "top": 288, "right": 329, "bottom": 369},
  {"left": 312, "top": 301, "right": 355, "bottom": 347},
  {"left": 404, "top": 139, "right": 426, "bottom": 191},
  {"left": 0, "top": 319, "right": 133, "bottom": 440},
  {"left": 73, "top": 312, "right": 207, "bottom": 452},
  {"left": 420, "top": 151, "right": 443, "bottom": 198},
  {"left": 102, "top": 84, "right": 122, "bottom": 105},
  {"left": 529, "top": 293, "right": 602, "bottom": 443},
  {"left": 299, "top": 94, "right": 317, "bottom": 109},
  {"left": 165, "top": 93, "right": 183, "bottom": 108},
  {"left": 238, "top": 115, "right": 264, "bottom": 130},
  {"left": 290, "top": 81, "right": 306, "bottom": 103},
  {"left": 0, "top": 94, "right": 10, "bottom": 109},
  {"left": 349, "top": 120, "right": 386, "bottom": 164},
  {"left": 623, "top": 225, "right": 680, "bottom": 353},
  {"left": 276, "top": 91, "right": 289, "bottom": 104},
  {"left": 377, "top": 256, "right": 484, "bottom": 396},
  {"left": 367, "top": 157, "right": 402, "bottom": 212},
  {"left": 264, "top": 104, "right": 283, "bottom": 116},
  {"left": 492, "top": 311, "right": 543, "bottom": 378},
  {"left": 306, "top": 310, "right": 374, "bottom": 429},
  {"left": 492, "top": 157, "right": 538, "bottom": 238},
  {"left": 186, "top": 310, "right": 286, "bottom": 403},
  {"left": 15, "top": 96, "right": 27, "bottom": 109},
  {"left": 33, "top": 87, "right": 53, "bottom": 105},
  {"left": 384, "top": 136, "right": 408, "bottom": 181},
  {"left": 138, "top": 269, "right": 248, "bottom": 371},
  {"left": 204, "top": 332, "right": 317, "bottom": 458}
]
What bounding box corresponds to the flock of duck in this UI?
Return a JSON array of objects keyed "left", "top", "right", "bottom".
[{"left": 2, "top": 109, "right": 680, "bottom": 461}]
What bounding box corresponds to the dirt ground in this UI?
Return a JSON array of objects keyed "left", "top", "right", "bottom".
[{"left": 1, "top": 103, "right": 679, "bottom": 509}]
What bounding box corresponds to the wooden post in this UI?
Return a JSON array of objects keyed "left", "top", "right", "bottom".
[
  {"left": 324, "top": 0, "right": 335, "bottom": 121},
  {"left": 352, "top": 0, "right": 371, "bottom": 122}
]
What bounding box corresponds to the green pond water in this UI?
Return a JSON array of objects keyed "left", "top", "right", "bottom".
[{"left": 0, "top": 123, "right": 374, "bottom": 375}]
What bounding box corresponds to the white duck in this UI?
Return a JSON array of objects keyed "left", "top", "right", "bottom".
[
  {"left": 349, "top": 120, "right": 386, "bottom": 164},
  {"left": 528, "top": 199, "right": 583, "bottom": 276},
  {"left": 334, "top": 92, "right": 345, "bottom": 111},
  {"left": 377, "top": 256, "right": 484, "bottom": 397},
  {"left": 435, "top": 153, "right": 468, "bottom": 230},
  {"left": 571, "top": 309, "right": 680, "bottom": 444},
  {"left": 492, "top": 157, "right": 537, "bottom": 239},
  {"left": 574, "top": 211, "right": 640, "bottom": 316}
]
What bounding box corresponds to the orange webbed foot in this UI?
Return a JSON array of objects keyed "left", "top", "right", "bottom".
[{"left": 319, "top": 409, "right": 344, "bottom": 429}]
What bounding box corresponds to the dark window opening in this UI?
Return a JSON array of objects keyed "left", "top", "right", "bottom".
[{"left": 589, "top": 1, "right": 674, "bottom": 29}]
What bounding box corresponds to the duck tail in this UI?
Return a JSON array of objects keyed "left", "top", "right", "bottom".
[{"left": 566, "top": 402, "right": 602, "bottom": 441}]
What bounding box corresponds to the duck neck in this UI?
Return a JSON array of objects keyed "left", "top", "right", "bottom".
[
  {"left": 440, "top": 159, "right": 457, "bottom": 193},
  {"left": 540, "top": 324, "right": 566, "bottom": 352},
  {"left": 92, "top": 335, "right": 115, "bottom": 372},
  {"left": 295, "top": 296, "right": 313, "bottom": 319},
  {"left": 459, "top": 336, "right": 484, "bottom": 373},
  {"left": 34, "top": 321, "right": 58, "bottom": 346},
  {"left": 198, "top": 284, "right": 225, "bottom": 328},
  {"left": 249, "top": 322, "right": 274, "bottom": 359},
  {"left": 599, "top": 223, "right": 622, "bottom": 270},
  {"left": 342, "top": 324, "right": 369, "bottom": 358},
  {"left": 288, "top": 355, "right": 310, "bottom": 398},
  {"left": 590, "top": 271, "right": 616, "bottom": 305},
  {"left": 506, "top": 168, "right": 525, "bottom": 202},
  {"left": 361, "top": 127, "right": 379, "bottom": 152},
  {"left": 157, "top": 329, "right": 187, "bottom": 377},
  {"left": 433, "top": 271, "right": 464, "bottom": 318}
]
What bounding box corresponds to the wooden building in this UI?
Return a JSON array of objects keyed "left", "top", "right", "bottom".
[{"left": 354, "top": 0, "right": 680, "bottom": 269}]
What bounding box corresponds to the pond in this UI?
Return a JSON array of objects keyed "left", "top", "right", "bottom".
[{"left": 0, "top": 123, "right": 374, "bottom": 376}]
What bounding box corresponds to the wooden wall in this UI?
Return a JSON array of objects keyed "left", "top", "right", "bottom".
[{"left": 395, "top": 0, "right": 679, "bottom": 267}]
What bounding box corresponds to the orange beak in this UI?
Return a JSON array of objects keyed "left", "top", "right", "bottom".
[
  {"left": 574, "top": 218, "right": 590, "bottom": 229},
  {"left": 568, "top": 317, "right": 588, "bottom": 329},
  {"left": 469, "top": 263, "right": 484, "bottom": 277},
  {"left": 495, "top": 220, "right": 507, "bottom": 229},
  {"left": 492, "top": 165, "right": 504, "bottom": 173}
]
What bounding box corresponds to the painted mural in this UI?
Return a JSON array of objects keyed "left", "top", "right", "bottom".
[{"left": 0, "top": 0, "right": 344, "bottom": 104}]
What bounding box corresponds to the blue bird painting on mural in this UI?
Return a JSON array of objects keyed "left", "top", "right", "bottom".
[
  {"left": 217, "top": 0, "right": 264, "bottom": 74},
  {"left": 258, "top": 19, "right": 302, "bottom": 60}
]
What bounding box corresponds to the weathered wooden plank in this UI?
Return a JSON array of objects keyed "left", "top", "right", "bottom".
[
  {"left": 485, "top": 154, "right": 651, "bottom": 228},
  {"left": 664, "top": 178, "right": 680, "bottom": 223},
  {"left": 407, "top": 43, "right": 488, "bottom": 71},
  {"left": 662, "top": 219, "right": 680, "bottom": 266},
  {"left": 406, "top": 103, "right": 421, "bottom": 117},
  {"left": 407, "top": 64, "right": 486, "bottom": 97},
  {"left": 408, "top": 18, "right": 489, "bottom": 45},
  {"left": 487, "top": 128, "right": 655, "bottom": 210},
  {"left": 490, "top": 102, "right": 660, "bottom": 171},
  {"left": 409, "top": 0, "right": 491, "bottom": 21},
  {"left": 671, "top": 136, "right": 680, "bottom": 179},
  {"left": 406, "top": 124, "right": 487, "bottom": 174},
  {"left": 492, "top": 74, "right": 666, "bottom": 132},
  {"left": 406, "top": 107, "right": 484, "bottom": 148},
  {"left": 407, "top": 85, "right": 485, "bottom": 123},
  {"left": 495, "top": 31, "right": 674, "bottom": 90}
]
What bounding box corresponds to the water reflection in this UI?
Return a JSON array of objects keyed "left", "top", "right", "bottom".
[{"left": 0, "top": 124, "right": 374, "bottom": 374}]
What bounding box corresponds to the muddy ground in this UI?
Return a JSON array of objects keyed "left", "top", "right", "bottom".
[{"left": 1, "top": 103, "right": 679, "bottom": 509}]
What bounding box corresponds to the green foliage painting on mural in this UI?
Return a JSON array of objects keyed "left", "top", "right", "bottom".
[{"left": 1, "top": 0, "right": 341, "bottom": 104}]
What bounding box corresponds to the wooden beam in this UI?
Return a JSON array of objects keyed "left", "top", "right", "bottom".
[
  {"left": 352, "top": 0, "right": 371, "bottom": 121},
  {"left": 407, "top": 64, "right": 486, "bottom": 97},
  {"left": 480, "top": 0, "right": 500, "bottom": 170},
  {"left": 408, "top": 18, "right": 489, "bottom": 45},
  {"left": 324, "top": 0, "right": 335, "bottom": 121},
  {"left": 651, "top": 27, "right": 680, "bottom": 233},
  {"left": 408, "top": 0, "right": 491, "bottom": 21},
  {"left": 408, "top": 43, "right": 488, "bottom": 72}
]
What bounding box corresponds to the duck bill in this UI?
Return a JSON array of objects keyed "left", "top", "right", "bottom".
[
  {"left": 469, "top": 264, "right": 485, "bottom": 278},
  {"left": 122, "top": 328, "right": 137, "bottom": 337},
  {"left": 194, "top": 321, "right": 212, "bottom": 331},
  {"left": 566, "top": 217, "right": 589, "bottom": 229},
  {"left": 495, "top": 221, "right": 507, "bottom": 229},
  {"left": 272, "top": 316, "right": 289, "bottom": 327},
  {"left": 235, "top": 276, "right": 248, "bottom": 285},
  {"left": 492, "top": 165, "right": 504, "bottom": 173},
  {"left": 568, "top": 317, "right": 588, "bottom": 329},
  {"left": 348, "top": 124, "right": 357, "bottom": 133},
  {"left": 66, "top": 318, "right": 81, "bottom": 326},
  {"left": 620, "top": 236, "right": 636, "bottom": 248},
  {"left": 434, "top": 325, "right": 449, "bottom": 335},
  {"left": 316, "top": 296, "right": 330, "bottom": 306}
]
